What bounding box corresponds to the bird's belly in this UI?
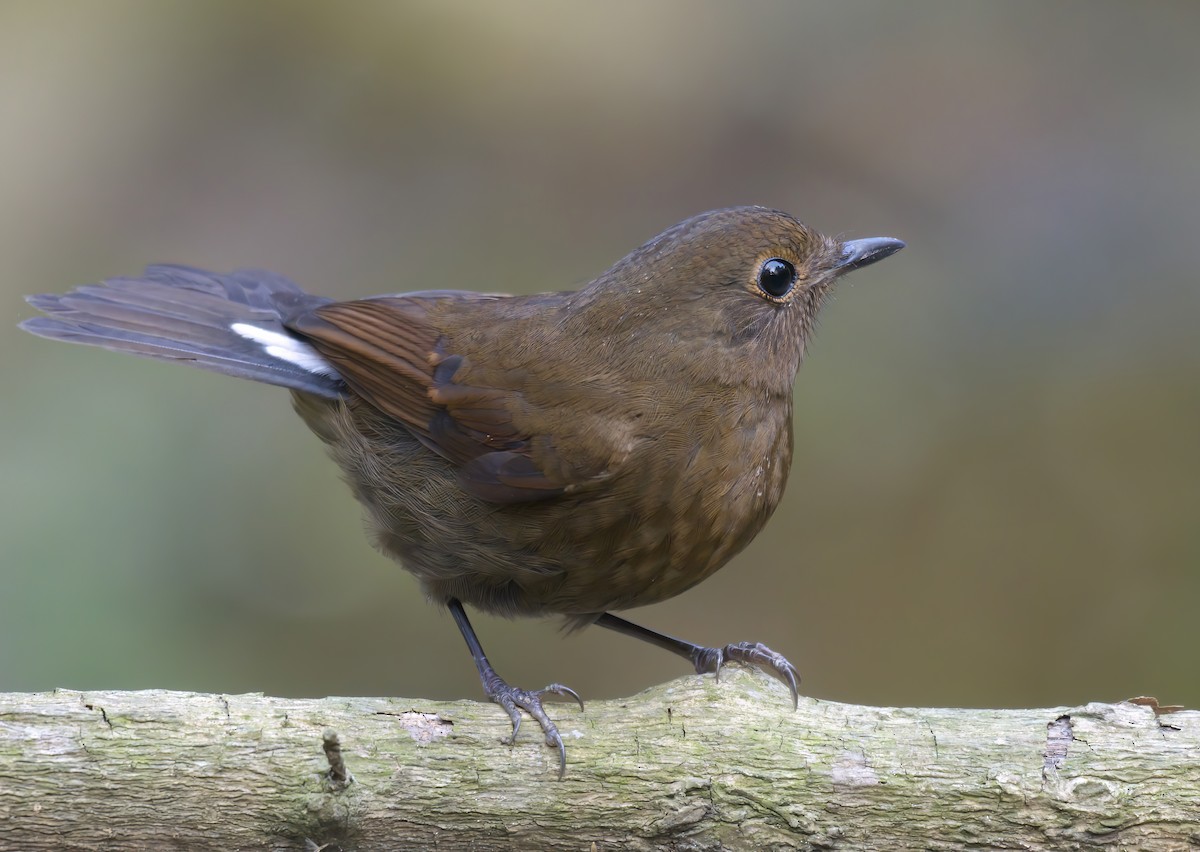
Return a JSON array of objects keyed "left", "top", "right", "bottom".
[
  {"left": 509, "top": 434, "right": 791, "bottom": 615},
  {"left": 298, "top": 393, "right": 790, "bottom": 618}
]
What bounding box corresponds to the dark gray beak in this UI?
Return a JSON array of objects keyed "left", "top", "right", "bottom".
[{"left": 837, "top": 237, "right": 906, "bottom": 272}]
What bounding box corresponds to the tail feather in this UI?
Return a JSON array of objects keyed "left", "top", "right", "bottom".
[{"left": 20, "top": 264, "right": 346, "bottom": 399}]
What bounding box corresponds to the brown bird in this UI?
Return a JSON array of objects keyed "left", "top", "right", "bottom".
[{"left": 21, "top": 206, "right": 903, "bottom": 776}]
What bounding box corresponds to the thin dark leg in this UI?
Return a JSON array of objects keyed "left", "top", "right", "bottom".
[
  {"left": 448, "top": 598, "right": 583, "bottom": 779},
  {"left": 594, "top": 612, "right": 800, "bottom": 709}
]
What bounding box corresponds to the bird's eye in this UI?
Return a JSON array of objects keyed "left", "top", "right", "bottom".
[{"left": 757, "top": 258, "right": 796, "bottom": 299}]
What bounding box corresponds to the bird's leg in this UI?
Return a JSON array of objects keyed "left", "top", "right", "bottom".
[
  {"left": 594, "top": 612, "right": 800, "bottom": 709},
  {"left": 448, "top": 598, "right": 584, "bottom": 778}
]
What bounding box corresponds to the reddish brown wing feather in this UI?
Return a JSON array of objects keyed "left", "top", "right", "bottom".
[
  {"left": 286, "top": 297, "right": 566, "bottom": 503},
  {"left": 286, "top": 299, "right": 440, "bottom": 432}
]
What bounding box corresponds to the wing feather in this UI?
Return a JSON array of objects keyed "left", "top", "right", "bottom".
[{"left": 287, "top": 295, "right": 575, "bottom": 503}]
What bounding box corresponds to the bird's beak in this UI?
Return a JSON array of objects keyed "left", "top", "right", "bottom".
[{"left": 836, "top": 237, "right": 906, "bottom": 272}]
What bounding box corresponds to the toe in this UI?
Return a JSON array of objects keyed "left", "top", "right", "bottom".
[
  {"left": 539, "top": 682, "right": 585, "bottom": 711},
  {"left": 720, "top": 642, "right": 802, "bottom": 706}
]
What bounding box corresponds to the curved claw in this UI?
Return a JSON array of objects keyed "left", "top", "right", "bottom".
[
  {"left": 484, "top": 679, "right": 584, "bottom": 780},
  {"left": 692, "top": 641, "right": 801, "bottom": 709},
  {"left": 540, "top": 682, "right": 586, "bottom": 712}
]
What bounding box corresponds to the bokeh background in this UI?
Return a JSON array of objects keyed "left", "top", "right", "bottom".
[{"left": 2, "top": 1, "right": 1197, "bottom": 713}]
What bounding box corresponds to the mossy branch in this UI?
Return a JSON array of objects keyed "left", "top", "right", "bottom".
[{"left": 1, "top": 672, "right": 1197, "bottom": 850}]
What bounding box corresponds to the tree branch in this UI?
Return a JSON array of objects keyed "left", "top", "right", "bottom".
[{"left": 1, "top": 672, "right": 1197, "bottom": 850}]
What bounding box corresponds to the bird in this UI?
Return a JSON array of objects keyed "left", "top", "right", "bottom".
[{"left": 21, "top": 206, "right": 904, "bottom": 777}]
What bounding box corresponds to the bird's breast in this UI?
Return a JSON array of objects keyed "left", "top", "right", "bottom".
[{"left": 534, "top": 386, "right": 794, "bottom": 613}]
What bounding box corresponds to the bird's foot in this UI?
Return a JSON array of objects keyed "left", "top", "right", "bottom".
[
  {"left": 691, "top": 641, "right": 801, "bottom": 709},
  {"left": 481, "top": 672, "right": 584, "bottom": 779}
]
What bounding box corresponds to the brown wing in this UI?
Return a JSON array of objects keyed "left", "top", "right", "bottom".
[{"left": 285, "top": 295, "right": 568, "bottom": 503}]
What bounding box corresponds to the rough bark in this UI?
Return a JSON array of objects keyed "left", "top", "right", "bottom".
[{"left": 1, "top": 672, "right": 1196, "bottom": 851}]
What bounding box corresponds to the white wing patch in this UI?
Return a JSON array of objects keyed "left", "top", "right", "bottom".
[{"left": 231, "top": 323, "right": 340, "bottom": 377}]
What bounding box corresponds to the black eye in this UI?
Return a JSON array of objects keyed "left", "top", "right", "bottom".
[{"left": 757, "top": 258, "right": 796, "bottom": 299}]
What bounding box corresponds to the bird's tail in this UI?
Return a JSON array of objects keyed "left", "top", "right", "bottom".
[{"left": 20, "top": 264, "right": 345, "bottom": 398}]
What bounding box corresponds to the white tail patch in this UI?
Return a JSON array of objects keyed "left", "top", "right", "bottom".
[{"left": 231, "top": 323, "right": 340, "bottom": 377}]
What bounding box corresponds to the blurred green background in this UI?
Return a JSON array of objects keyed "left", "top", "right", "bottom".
[{"left": 2, "top": 1, "right": 1197, "bottom": 713}]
